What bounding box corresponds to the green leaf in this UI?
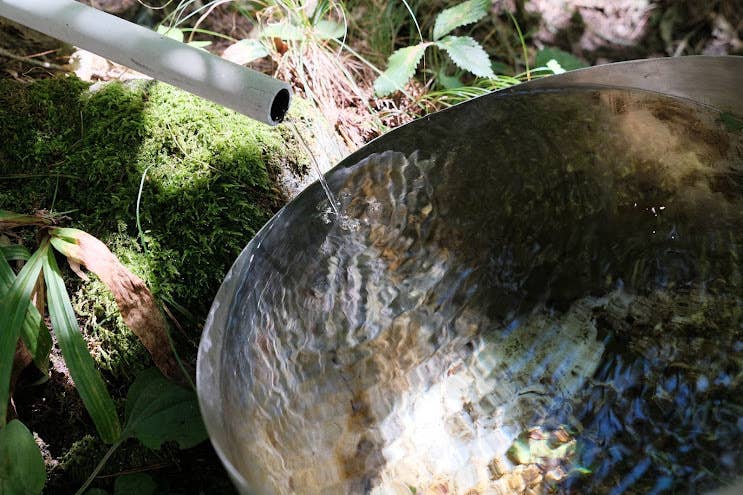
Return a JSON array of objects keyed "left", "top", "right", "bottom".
[
  {"left": 0, "top": 420, "right": 45, "bottom": 495},
  {"left": 156, "top": 25, "right": 184, "bottom": 43},
  {"left": 1, "top": 245, "right": 31, "bottom": 261},
  {"left": 222, "top": 39, "right": 270, "bottom": 65},
  {"left": 85, "top": 490, "right": 109, "bottom": 495},
  {"left": 720, "top": 112, "right": 743, "bottom": 132},
  {"left": 261, "top": 21, "right": 305, "bottom": 41},
  {"left": 186, "top": 41, "right": 211, "bottom": 49},
  {"left": 491, "top": 60, "right": 511, "bottom": 75},
  {"left": 122, "top": 368, "right": 207, "bottom": 450},
  {"left": 436, "top": 69, "right": 463, "bottom": 90},
  {"left": 374, "top": 43, "right": 429, "bottom": 97},
  {"left": 0, "top": 242, "right": 47, "bottom": 426},
  {"left": 0, "top": 254, "right": 51, "bottom": 375},
  {"left": 114, "top": 473, "right": 157, "bottom": 495},
  {"left": 43, "top": 248, "right": 121, "bottom": 443},
  {"left": 436, "top": 36, "right": 494, "bottom": 78},
  {"left": 433, "top": 0, "right": 490, "bottom": 41},
  {"left": 314, "top": 20, "right": 345, "bottom": 40},
  {"left": 534, "top": 48, "right": 587, "bottom": 73}
]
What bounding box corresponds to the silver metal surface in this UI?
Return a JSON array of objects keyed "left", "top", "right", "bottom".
[
  {"left": 507, "top": 56, "right": 743, "bottom": 116},
  {"left": 198, "top": 58, "right": 743, "bottom": 495}
]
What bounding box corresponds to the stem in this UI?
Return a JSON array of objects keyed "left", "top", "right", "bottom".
[
  {"left": 0, "top": 46, "right": 67, "bottom": 71},
  {"left": 136, "top": 164, "right": 154, "bottom": 257},
  {"left": 507, "top": 10, "right": 530, "bottom": 81},
  {"left": 74, "top": 440, "right": 123, "bottom": 495}
]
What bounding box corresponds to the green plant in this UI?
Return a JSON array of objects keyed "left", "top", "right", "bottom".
[
  {"left": 0, "top": 216, "right": 120, "bottom": 445},
  {"left": 0, "top": 208, "right": 200, "bottom": 494},
  {"left": 0, "top": 419, "right": 45, "bottom": 494},
  {"left": 373, "top": 0, "right": 495, "bottom": 96},
  {"left": 75, "top": 368, "right": 206, "bottom": 495},
  {"left": 534, "top": 47, "right": 588, "bottom": 74}
]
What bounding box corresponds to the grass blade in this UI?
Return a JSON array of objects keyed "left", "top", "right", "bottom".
[
  {"left": 0, "top": 210, "right": 50, "bottom": 228},
  {"left": 0, "top": 241, "right": 47, "bottom": 426},
  {"left": 0, "top": 254, "right": 51, "bottom": 374},
  {"left": 42, "top": 248, "right": 121, "bottom": 443},
  {"left": 0, "top": 245, "right": 31, "bottom": 261}
]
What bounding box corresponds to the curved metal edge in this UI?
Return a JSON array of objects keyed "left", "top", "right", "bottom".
[
  {"left": 505, "top": 56, "right": 743, "bottom": 117},
  {"left": 335, "top": 56, "right": 742, "bottom": 173}
]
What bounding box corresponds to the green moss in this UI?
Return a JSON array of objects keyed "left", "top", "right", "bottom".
[
  {"left": 52, "top": 435, "right": 174, "bottom": 490},
  {"left": 0, "top": 75, "right": 310, "bottom": 378}
]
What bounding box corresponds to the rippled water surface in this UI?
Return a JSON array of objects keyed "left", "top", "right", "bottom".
[{"left": 199, "top": 89, "right": 743, "bottom": 495}]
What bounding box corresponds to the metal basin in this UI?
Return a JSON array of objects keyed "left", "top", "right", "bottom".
[{"left": 197, "top": 57, "right": 743, "bottom": 495}]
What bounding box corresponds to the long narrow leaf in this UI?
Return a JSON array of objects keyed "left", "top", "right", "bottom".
[
  {"left": 1, "top": 245, "right": 31, "bottom": 261},
  {"left": 0, "top": 255, "right": 51, "bottom": 374},
  {"left": 0, "top": 241, "right": 47, "bottom": 426},
  {"left": 42, "top": 249, "right": 121, "bottom": 443},
  {"left": 0, "top": 210, "right": 50, "bottom": 228}
]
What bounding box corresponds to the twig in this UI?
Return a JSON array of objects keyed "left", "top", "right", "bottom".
[
  {"left": 96, "top": 462, "right": 171, "bottom": 479},
  {"left": 0, "top": 46, "right": 68, "bottom": 71}
]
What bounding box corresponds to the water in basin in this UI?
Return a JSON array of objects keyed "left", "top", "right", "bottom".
[{"left": 198, "top": 88, "right": 743, "bottom": 495}]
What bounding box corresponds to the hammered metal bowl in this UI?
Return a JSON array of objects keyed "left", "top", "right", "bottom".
[{"left": 198, "top": 58, "right": 743, "bottom": 495}]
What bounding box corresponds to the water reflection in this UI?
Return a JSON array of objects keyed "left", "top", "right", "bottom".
[{"left": 199, "top": 88, "right": 743, "bottom": 495}]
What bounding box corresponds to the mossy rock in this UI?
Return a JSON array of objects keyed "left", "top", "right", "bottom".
[
  {"left": 0, "top": 75, "right": 344, "bottom": 493},
  {"left": 0, "top": 75, "right": 342, "bottom": 380}
]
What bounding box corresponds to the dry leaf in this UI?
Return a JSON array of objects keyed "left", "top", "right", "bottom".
[{"left": 51, "top": 228, "right": 186, "bottom": 383}]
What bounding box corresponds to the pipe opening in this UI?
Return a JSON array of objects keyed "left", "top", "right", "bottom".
[{"left": 270, "top": 88, "right": 291, "bottom": 124}]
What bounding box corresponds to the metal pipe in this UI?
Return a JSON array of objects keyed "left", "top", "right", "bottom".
[{"left": 0, "top": 0, "right": 291, "bottom": 126}]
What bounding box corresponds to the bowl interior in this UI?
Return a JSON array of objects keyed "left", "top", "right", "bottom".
[{"left": 198, "top": 88, "right": 743, "bottom": 495}]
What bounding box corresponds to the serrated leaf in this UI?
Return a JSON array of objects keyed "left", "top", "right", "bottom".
[
  {"left": 0, "top": 242, "right": 47, "bottom": 426},
  {"left": 222, "top": 39, "right": 270, "bottom": 65},
  {"left": 43, "top": 248, "right": 121, "bottom": 443},
  {"left": 0, "top": 254, "right": 51, "bottom": 375},
  {"left": 122, "top": 368, "right": 207, "bottom": 450},
  {"left": 433, "top": 0, "right": 490, "bottom": 41},
  {"left": 374, "top": 43, "right": 429, "bottom": 97},
  {"left": 436, "top": 36, "right": 494, "bottom": 78},
  {"left": 535, "top": 48, "right": 587, "bottom": 72},
  {"left": 261, "top": 21, "right": 305, "bottom": 41},
  {"left": 114, "top": 473, "right": 157, "bottom": 495},
  {"left": 0, "top": 420, "right": 45, "bottom": 495},
  {"left": 156, "top": 25, "right": 184, "bottom": 43},
  {"left": 314, "top": 20, "right": 345, "bottom": 40}
]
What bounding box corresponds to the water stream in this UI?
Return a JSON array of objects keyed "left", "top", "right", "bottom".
[
  {"left": 201, "top": 88, "right": 743, "bottom": 495},
  {"left": 286, "top": 121, "right": 341, "bottom": 218}
]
